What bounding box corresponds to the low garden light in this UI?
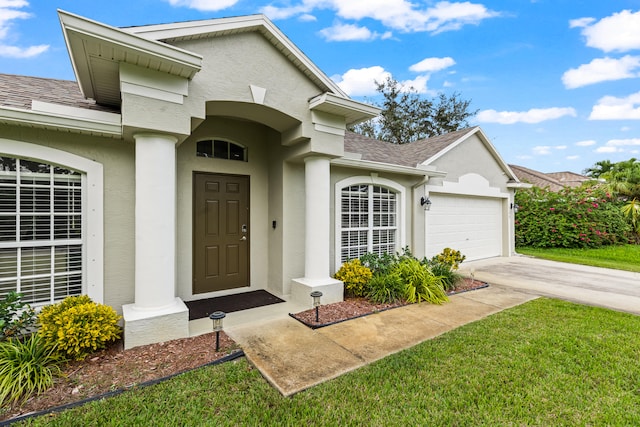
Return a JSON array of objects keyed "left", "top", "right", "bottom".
[
  {"left": 209, "top": 311, "right": 226, "bottom": 352},
  {"left": 310, "top": 291, "right": 323, "bottom": 322}
]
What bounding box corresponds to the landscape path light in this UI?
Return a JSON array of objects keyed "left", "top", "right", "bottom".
[
  {"left": 209, "top": 311, "right": 226, "bottom": 352},
  {"left": 310, "top": 291, "right": 323, "bottom": 322}
]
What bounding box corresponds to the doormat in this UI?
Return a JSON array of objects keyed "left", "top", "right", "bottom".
[{"left": 185, "top": 290, "right": 285, "bottom": 320}]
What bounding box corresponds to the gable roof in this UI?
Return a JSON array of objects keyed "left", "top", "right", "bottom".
[
  {"left": 0, "top": 73, "right": 118, "bottom": 113},
  {"left": 509, "top": 165, "right": 590, "bottom": 191},
  {"left": 344, "top": 127, "right": 519, "bottom": 182}
]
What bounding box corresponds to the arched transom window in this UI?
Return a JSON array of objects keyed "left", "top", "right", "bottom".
[
  {"left": 196, "top": 139, "right": 247, "bottom": 162},
  {"left": 340, "top": 184, "right": 397, "bottom": 263},
  {"left": 0, "top": 156, "right": 83, "bottom": 305}
]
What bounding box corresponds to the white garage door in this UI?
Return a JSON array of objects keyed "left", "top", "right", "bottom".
[{"left": 426, "top": 194, "right": 503, "bottom": 261}]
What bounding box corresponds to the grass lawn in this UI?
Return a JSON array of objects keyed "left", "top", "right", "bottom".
[
  {"left": 517, "top": 244, "right": 640, "bottom": 272},
  {"left": 19, "top": 298, "right": 640, "bottom": 426}
]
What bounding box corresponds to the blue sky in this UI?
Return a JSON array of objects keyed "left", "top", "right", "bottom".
[{"left": 1, "top": 1, "right": 640, "bottom": 174}]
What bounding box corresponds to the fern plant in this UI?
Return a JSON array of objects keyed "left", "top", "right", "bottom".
[
  {"left": 394, "top": 258, "right": 448, "bottom": 304},
  {"left": 0, "top": 334, "right": 63, "bottom": 405}
]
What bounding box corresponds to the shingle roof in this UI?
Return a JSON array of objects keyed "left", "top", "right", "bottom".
[
  {"left": 0, "top": 73, "right": 119, "bottom": 113},
  {"left": 509, "top": 164, "right": 565, "bottom": 191},
  {"left": 546, "top": 171, "right": 590, "bottom": 188},
  {"left": 343, "top": 127, "right": 476, "bottom": 167}
]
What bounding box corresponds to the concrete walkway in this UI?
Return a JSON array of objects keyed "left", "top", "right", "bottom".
[
  {"left": 460, "top": 255, "right": 640, "bottom": 315},
  {"left": 225, "top": 286, "right": 536, "bottom": 396}
]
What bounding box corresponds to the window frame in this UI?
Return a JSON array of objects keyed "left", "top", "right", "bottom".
[
  {"left": 196, "top": 139, "right": 248, "bottom": 162},
  {"left": 0, "top": 140, "right": 103, "bottom": 305},
  {"left": 334, "top": 176, "right": 405, "bottom": 271}
]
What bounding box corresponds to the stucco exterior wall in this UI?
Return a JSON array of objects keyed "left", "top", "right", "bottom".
[
  {"left": 430, "top": 134, "right": 510, "bottom": 190},
  {"left": 0, "top": 126, "right": 135, "bottom": 312},
  {"left": 176, "top": 117, "right": 274, "bottom": 300},
  {"left": 172, "top": 32, "right": 322, "bottom": 128}
]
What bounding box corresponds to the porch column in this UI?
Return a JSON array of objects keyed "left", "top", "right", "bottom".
[
  {"left": 291, "top": 155, "right": 344, "bottom": 306},
  {"left": 304, "top": 156, "right": 331, "bottom": 280},
  {"left": 122, "top": 132, "right": 188, "bottom": 349}
]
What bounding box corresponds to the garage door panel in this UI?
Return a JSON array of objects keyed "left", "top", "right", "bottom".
[{"left": 426, "top": 195, "right": 502, "bottom": 261}]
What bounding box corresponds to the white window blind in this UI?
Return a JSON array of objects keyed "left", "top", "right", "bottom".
[
  {"left": 340, "top": 184, "right": 397, "bottom": 263},
  {"left": 0, "top": 157, "right": 83, "bottom": 305}
]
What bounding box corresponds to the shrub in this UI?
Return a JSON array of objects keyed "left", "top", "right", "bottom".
[
  {"left": 366, "top": 272, "right": 405, "bottom": 304},
  {"left": 359, "top": 247, "right": 414, "bottom": 276},
  {"left": 334, "top": 259, "right": 373, "bottom": 297},
  {"left": 1, "top": 292, "right": 36, "bottom": 341},
  {"left": 432, "top": 248, "right": 466, "bottom": 270},
  {"left": 515, "top": 183, "right": 631, "bottom": 248},
  {"left": 394, "top": 258, "right": 448, "bottom": 304},
  {"left": 38, "top": 295, "right": 121, "bottom": 360},
  {"left": 428, "top": 262, "right": 463, "bottom": 291},
  {"left": 0, "top": 334, "right": 63, "bottom": 405}
]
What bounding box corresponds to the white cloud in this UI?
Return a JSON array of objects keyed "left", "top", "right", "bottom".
[
  {"left": 533, "top": 146, "right": 552, "bottom": 155},
  {"left": 556, "top": 145, "right": 567, "bottom": 150},
  {"left": 516, "top": 155, "right": 532, "bottom": 160},
  {"left": 594, "top": 138, "right": 640, "bottom": 154},
  {"left": 573, "top": 10, "right": 640, "bottom": 52},
  {"left": 477, "top": 107, "right": 577, "bottom": 124},
  {"left": 562, "top": 55, "right": 640, "bottom": 89},
  {"left": 261, "top": 0, "right": 500, "bottom": 34},
  {"left": 621, "top": 126, "right": 631, "bottom": 131},
  {"left": 400, "top": 75, "right": 430, "bottom": 94},
  {"left": 166, "top": 0, "right": 238, "bottom": 11},
  {"left": 595, "top": 146, "right": 621, "bottom": 153},
  {"left": 299, "top": 14, "right": 317, "bottom": 22},
  {"left": 606, "top": 138, "right": 640, "bottom": 147},
  {"left": 319, "top": 23, "right": 391, "bottom": 41},
  {"left": 0, "top": 1, "right": 48, "bottom": 58},
  {"left": 575, "top": 140, "right": 597, "bottom": 147},
  {"left": 409, "top": 57, "right": 455, "bottom": 73},
  {"left": 567, "top": 155, "right": 580, "bottom": 160},
  {"left": 589, "top": 91, "right": 640, "bottom": 120},
  {"left": 333, "top": 66, "right": 392, "bottom": 96}
]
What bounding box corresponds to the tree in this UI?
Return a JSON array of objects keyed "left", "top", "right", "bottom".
[
  {"left": 349, "top": 77, "right": 477, "bottom": 144},
  {"left": 588, "top": 158, "right": 640, "bottom": 234},
  {"left": 583, "top": 159, "right": 615, "bottom": 178}
]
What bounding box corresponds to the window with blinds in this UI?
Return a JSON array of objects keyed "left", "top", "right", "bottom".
[
  {"left": 340, "top": 184, "right": 397, "bottom": 263},
  {"left": 0, "top": 156, "right": 83, "bottom": 305}
]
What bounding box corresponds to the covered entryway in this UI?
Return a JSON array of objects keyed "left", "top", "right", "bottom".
[
  {"left": 426, "top": 194, "right": 502, "bottom": 261},
  {"left": 193, "top": 172, "right": 249, "bottom": 293}
]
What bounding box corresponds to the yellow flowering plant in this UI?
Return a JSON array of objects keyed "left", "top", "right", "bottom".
[{"left": 334, "top": 259, "right": 373, "bottom": 297}]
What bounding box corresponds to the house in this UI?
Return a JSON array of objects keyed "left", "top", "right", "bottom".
[
  {"left": 0, "top": 11, "right": 524, "bottom": 349},
  {"left": 509, "top": 165, "right": 590, "bottom": 191}
]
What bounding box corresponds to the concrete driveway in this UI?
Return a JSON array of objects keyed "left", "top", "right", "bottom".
[{"left": 460, "top": 255, "right": 640, "bottom": 315}]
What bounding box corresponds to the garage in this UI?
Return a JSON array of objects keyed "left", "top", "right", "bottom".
[{"left": 426, "top": 194, "right": 503, "bottom": 261}]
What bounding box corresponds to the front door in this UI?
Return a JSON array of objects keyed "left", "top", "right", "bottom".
[{"left": 193, "top": 172, "right": 249, "bottom": 294}]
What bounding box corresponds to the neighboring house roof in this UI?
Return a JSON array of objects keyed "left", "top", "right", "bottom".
[
  {"left": 509, "top": 164, "right": 590, "bottom": 191},
  {"left": 0, "top": 73, "right": 118, "bottom": 113}
]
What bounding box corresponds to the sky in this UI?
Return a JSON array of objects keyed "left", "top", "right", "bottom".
[{"left": 1, "top": 1, "right": 640, "bottom": 174}]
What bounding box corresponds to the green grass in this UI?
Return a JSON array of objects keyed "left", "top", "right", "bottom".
[
  {"left": 517, "top": 244, "right": 640, "bottom": 272},
  {"left": 17, "top": 299, "right": 640, "bottom": 426}
]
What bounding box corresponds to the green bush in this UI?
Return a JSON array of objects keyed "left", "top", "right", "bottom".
[
  {"left": 1, "top": 291, "right": 36, "bottom": 341},
  {"left": 366, "top": 272, "right": 406, "bottom": 304},
  {"left": 515, "top": 183, "right": 631, "bottom": 248},
  {"left": 38, "top": 295, "right": 121, "bottom": 360},
  {"left": 359, "top": 247, "right": 415, "bottom": 276},
  {"left": 0, "top": 334, "right": 63, "bottom": 405},
  {"left": 334, "top": 259, "right": 373, "bottom": 297},
  {"left": 394, "top": 258, "right": 448, "bottom": 304},
  {"left": 428, "top": 261, "right": 463, "bottom": 291}
]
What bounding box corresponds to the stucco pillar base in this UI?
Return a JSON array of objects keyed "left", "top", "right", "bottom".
[
  {"left": 122, "top": 298, "right": 189, "bottom": 350},
  {"left": 291, "top": 277, "right": 344, "bottom": 308}
]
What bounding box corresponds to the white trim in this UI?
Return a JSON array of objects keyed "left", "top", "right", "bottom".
[
  {"left": 334, "top": 175, "right": 406, "bottom": 271},
  {"left": 332, "top": 157, "right": 444, "bottom": 177},
  {"left": 425, "top": 173, "right": 510, "bottom": 199},
  {"left": 0, "top": 140, "right": 104, "bottom": 303}
]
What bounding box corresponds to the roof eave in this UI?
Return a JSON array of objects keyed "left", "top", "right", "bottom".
[
  {"left": 58, "top": 10, "right": 202, "bottom": 106},
  {"left": 332, "top": 157, "right": 446, "bottom": 177},
  {"left": 310, "top": 92, "right": 380, "bottom": 125}
]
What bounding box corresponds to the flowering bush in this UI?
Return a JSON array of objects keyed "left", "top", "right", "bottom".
[
  {"left": 431, "top": 248, "right": 466, "bottom": 270},
  {"left": 515, "top": 183, "right": 631, "bottom": 248},
  {"left": 334, "top": 259, "right": 373, "bottom": 297},
  {"left": 38, "top": 295, "right": 121, "bottom": 360}
]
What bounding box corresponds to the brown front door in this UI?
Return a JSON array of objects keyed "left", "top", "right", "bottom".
[{"left": 193, "top": 172, "right": 249, "bottom": 294}]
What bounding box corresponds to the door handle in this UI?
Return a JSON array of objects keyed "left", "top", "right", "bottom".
[{"left": 240, "top": 236, "right": 247, "bottom": 241}]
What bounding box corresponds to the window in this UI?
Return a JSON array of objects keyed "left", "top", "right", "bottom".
[
  {"left": 0, "top": 156, "right": 83, "bottom": 305},
  {"left": 340, "top": 184, "right": 397, "bottom": 263},
  {"left": 196, "top": 139, "right": 247, "bottom": 162}
]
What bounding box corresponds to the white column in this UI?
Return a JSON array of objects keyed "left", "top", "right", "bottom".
[
  {"left": 133, "top": 133, "right": 178, "bottom": 309},
  {"left": 304, "top": 156, "right": 331, "bottom": 280}
]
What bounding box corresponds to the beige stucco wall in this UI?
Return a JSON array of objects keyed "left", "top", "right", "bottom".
[
  {"left": 0, "top": 125, "right": 135, "bottom": 312},
  {"left": 429, "top": 134, "right": 511, "bottom": 190}
]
